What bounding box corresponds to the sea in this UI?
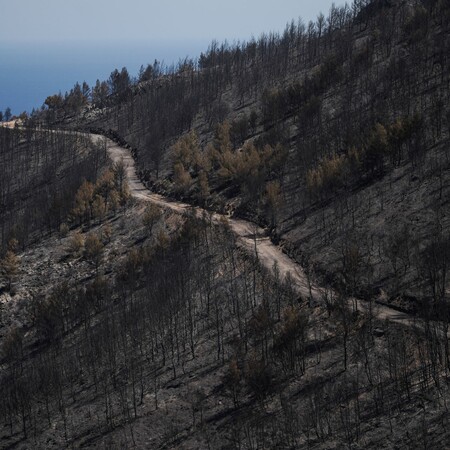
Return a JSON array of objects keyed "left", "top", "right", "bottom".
[{"left": 0, "top": 41, "right": 207, "bottom": 116}]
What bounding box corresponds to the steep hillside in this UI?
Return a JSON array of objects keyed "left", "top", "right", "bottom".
[
  {"left": 1, "top": 136, "right": 450, "bottom": 449},
  {"left": 70, "top": 0, "right": 450, "bottom": 310},
  {"left": 1, "top": 0, "right": 450, "bottom": 448}
]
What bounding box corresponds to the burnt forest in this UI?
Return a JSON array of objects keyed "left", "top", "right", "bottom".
[{"left": 1, "top": 0, "right": 450, "bottom": 448}]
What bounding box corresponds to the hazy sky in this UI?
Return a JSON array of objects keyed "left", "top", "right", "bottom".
[{"left": 1, "top": 0, "right": 343, "bottom": 45}]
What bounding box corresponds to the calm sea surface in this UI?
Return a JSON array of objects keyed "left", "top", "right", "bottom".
[{"left": 0, "top": 41, "right": 206, "bottom": 115}]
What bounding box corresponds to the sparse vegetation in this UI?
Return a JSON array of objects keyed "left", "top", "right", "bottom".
[
  {"left": 0, "top": 248, "right": 20, "bottom": 290},
  {"left": 142, "top": 203, "right": 162, "bottom": 235},
  {"left": 71, "top": 163, "right": 130, "bottom": 225},
  {"left": 1, "top": 0, "right": 450, "bottom": 448},
  {"left": 67, "top": 231, "right": 84, "bottom": 256},
  {"left": 84, "top": 232, "right": 104, "bottom": 272}
]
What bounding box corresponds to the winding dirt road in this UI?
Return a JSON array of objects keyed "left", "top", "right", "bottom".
[
  {"left": 99, "top": 135, "right": 320, "bottom": 302},
  {"left": 96, "top": 134, "right": 422, "bottom": 329}
]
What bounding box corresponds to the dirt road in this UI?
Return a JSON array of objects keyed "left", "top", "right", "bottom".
[
  {"left": 100, "top": 135, "right": 320, "bottom": 301},
  {"left": 97, "top": 134, "right": 419, "bottom": 328}
]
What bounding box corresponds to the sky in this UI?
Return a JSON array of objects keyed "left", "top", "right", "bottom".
[
  {"left": 0, "top": 0, "right": 345, "bottom": 114},
  {"left": 1, "top": 0, "right": 343, "bottom": 44}
]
